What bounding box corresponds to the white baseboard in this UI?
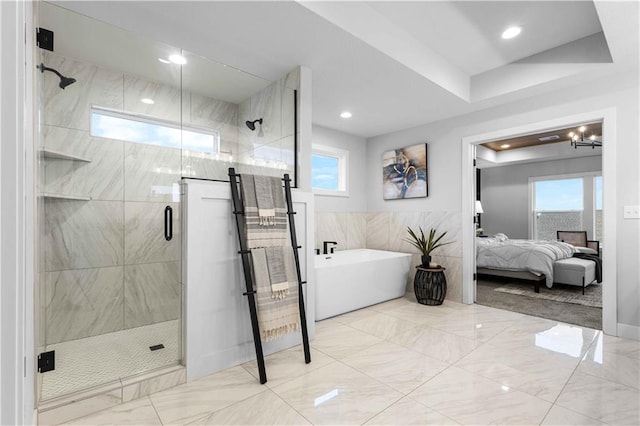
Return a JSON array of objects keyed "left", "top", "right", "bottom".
[{"left": 617, "top": 323, "right": 640, "bottom": 341}]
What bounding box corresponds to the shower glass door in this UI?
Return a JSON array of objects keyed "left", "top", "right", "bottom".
[
  {"left": 37, "top": 2, "right": 183, "bottom": 402},
  {"left": 36, "top": 1, "right": 299, "bottom": 404}
]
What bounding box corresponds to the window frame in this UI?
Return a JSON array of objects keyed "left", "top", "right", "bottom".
[
  {"left": 90, "top": 106, "right": 221, "bottom": 154},
  {"left": 311, "top": 144, "right": 349, "bottom": 197},
  {"left": 528, "top": 171, "right": 602, "bottom": 240}
]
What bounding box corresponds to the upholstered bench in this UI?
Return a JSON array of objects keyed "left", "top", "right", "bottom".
[{"left": 553, "top": 257, "right": 597, "bottom": 294}]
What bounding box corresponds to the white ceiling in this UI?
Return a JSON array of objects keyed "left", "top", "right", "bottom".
[
  {"left": 368, "top": 1, "right": 604, "bottom": 76},
  {"left": 49, "top": 0, "right": 639, "bottom": 139}
]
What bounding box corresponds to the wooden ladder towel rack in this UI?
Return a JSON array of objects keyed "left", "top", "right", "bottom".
[{"left": 228, "top": 167, "right": 311, "bottom": 384}]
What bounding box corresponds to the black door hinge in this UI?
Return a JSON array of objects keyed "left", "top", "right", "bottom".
[
  {"left": 473, "top": 273, "right": 477, "bottom": 281},
  {"left": 36, "top": 27, "right": 54, "bottom": 51},
  {"left": 473, "top": 159, "right": 476, "bottom": 167},
  {"left": 37, "top": 350, "right": 55, "bottom": 373}
]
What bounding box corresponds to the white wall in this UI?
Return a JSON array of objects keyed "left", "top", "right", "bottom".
[
  {"left": 313, "top": 125, "right": 367, "bottom": 212},
  {"left": 182, "top": 180, "right": 315, "bottom": 381},
  {"left": 1, "top": 1, "right": 35, "bottom": 424},
  {"left": 480, "top": 156, "right": 602, "bottom": 239},
  {"left": 366, "top": 70, "right": 639, "bottom": 330}
]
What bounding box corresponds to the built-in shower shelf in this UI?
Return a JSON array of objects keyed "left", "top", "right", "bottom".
[
  {"left": 42, "top": 149, "right": 91, "bottom": 162},
  {"left": 41, "top": 193, "right": 91, "bottom": 201}
]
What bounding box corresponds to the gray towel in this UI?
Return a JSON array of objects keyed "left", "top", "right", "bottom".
[
  {"left": 241, "top": 174, "right": 288, "bottom": 248},
  {"left": 266, "top": 246, "right": 289, "bottom": 298},
  {"left": 254, "top": 176, "right": 275, "bottom": 225},
  {"left": 251, "top": 247, "right": 300, "bottom": 342}
]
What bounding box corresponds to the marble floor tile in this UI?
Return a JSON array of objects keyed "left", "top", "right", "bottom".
[
  {"left": 455, "top": 342, "right": 577, "bottom": 402},
  {"left": 368, "top": 295, "right": 417, "bottom": 313},
  {"left": 187, "top": 389, "right": 310, "bottom": 425},
  {"left": 312, "top": 322, "right": 382, "bottom": 360},
  {"left": 317, "top": 306, "right": 378, "bottom": 326},
  {"left": 376, "top": 303, "right": 452, "bottom": 325},
  {"left": 555, "top": 370, "right": 640, "bottom": 425},
  {"left": 409, "top": 366, "right": 551, "bottom": 425},
  {"left": 599, "top": 333, "right": 640, "bottom": 358},
  {"left": 364, "top": 396, "right": 460, "bottom": 425},
  {"left": 41, "top": 300, "right": 640, "bottom": 426},
  {"left": 346, "top": 311, "right": 421, "bottom": 340},
  {"left": 486, "top": 321, "right": 598, "bottom": 366},
  {"left": 241, "top": 346, "right": 336, "bottom": 389},
  {"left": 426, "top": 315, "right": 513, "bottom": 342},
  {"left": 150, "top": 366, "right": 266, "bottom": 425},
  {"left": 61, "top": 396, "right": 161, "bottom": 425},
  {"left": 271, "top": 362, "right": 403, "bottom": 425},
  {"left": 341, "top": 341, "right": 449, "bottom": 394},
  {"left": 578, "top": 337, "right": 640, "bottom": 390},
  {"left": 390, "top": 326, "right": 480, "bottom": 364},
  {"left": 541, "top": 404, "right": 605, "bottom": 425}
]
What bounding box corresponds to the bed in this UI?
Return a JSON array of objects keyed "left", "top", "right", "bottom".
[{"left": 476, "top": 233, "right": 576, "bottom": 289}]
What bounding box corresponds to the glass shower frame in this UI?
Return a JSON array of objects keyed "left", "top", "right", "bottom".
[{"left": 35, "top": 1, "right": 298, "bottom": 404}]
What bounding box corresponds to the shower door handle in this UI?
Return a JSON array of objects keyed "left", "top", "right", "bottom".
[{"left": 164, "top": 206, "right": 173, "bottom": 241}]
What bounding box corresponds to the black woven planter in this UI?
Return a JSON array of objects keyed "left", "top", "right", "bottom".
[{"left": 414, "top": 267, "right": 447, "bottom": 306}]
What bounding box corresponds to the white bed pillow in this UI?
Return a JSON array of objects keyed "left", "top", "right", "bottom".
[
  {"left": 493, "top": 233, "right": 509, "bottom": 242},
  {"left": 575, "top": 246, "right": 599, "bottom": 255}
]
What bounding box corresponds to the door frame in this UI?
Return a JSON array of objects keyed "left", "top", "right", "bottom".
[{"left": 461, "top": 108, "right": 617, "bottom": 336}]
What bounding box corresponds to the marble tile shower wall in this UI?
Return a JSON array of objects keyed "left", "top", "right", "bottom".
[
  {"left": 316, "top": 211, "right": 463, "bottom": 302},
  {"left": 41, "top": 51, "right": 235, "bottom": 345},
  {"left": 236, "top": 69, "right": 297, "bottom": 177}
]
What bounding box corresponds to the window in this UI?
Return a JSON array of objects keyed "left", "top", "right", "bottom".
[
  {"left": 91, "top": 107, "right": 220, "bottom": 154},
  {"left": 311, "top": 144, "right": 348, "bottom": 196},
  {"left": 594, "top": 176, "right": 603, "bottom": 242},
  {"left": 530, "top": 173, "right": 601, "bottom": 241}
]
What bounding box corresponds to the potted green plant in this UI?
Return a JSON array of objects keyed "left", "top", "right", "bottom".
[{"left": 405, "top": 226, "right": 453, "bottom": 267}]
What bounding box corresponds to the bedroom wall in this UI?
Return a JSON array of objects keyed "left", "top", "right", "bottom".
[
  {"left": 366, "top": 69, "right": 640, "bottom": 333},
  {"left": 480, "top": 156, "right": 602, "bottom": 239}
]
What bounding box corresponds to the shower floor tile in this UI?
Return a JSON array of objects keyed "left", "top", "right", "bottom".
[{"left": 40, "top": 320, "right": 180, "bottom": 401}]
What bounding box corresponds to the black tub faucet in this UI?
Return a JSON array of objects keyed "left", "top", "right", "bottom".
[{"left": 323, "top": 241, "right": 337, "bottom": 254}]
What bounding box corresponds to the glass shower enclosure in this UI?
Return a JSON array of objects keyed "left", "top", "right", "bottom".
[
  {"left": 37, "top": 3, "right": 183, "bottom": 401},
  {"left": 36, "top": 1, "right": 297, "bottom": 404}
]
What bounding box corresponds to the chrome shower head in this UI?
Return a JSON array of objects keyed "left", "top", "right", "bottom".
[{"left": 39, "top": 63, "right": 77, "bottom": 90}]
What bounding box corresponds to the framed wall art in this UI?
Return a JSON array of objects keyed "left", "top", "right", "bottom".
[{"left": 382, "top": 143, "right": 428, "bottom": 200}]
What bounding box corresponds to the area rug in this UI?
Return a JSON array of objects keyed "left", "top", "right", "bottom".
[{"left": 494, "top": 283, "right": 602, "bottom": 308}]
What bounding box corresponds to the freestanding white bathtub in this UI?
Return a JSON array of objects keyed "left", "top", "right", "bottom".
[{"left": 314, "top": 249, "right": 412, "bottom": 320}]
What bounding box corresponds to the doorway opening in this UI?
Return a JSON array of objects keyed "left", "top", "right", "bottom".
[{"left": 461, "top": 109, "right": 617, "bottom": 335}]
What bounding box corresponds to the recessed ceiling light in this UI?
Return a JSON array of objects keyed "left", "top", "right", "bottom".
[
  {"left": 501, "top": 26, "right": 522, "bottom": 40},
  {"left": 168, "top": 54, "right": 187, "bottom": 65},
  {"left": 340, "top": 111, "right": 352, "bottom": 119},
  {"left": 141, "top": 98, "right": 155, "bottom": 105},
  {"left": 500, "top": 144, "right": 510, "bottom": 149},
  {"left": 158, "top": 58, "right": 171, "bottom": 64}
]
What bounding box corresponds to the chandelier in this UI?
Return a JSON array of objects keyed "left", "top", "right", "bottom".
[{"left": 569, "top": 125, "right": 602, "bottom": 149}]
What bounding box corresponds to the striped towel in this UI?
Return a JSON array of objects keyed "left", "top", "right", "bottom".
[
  {"left": 241, "top": 174, "right": 288, "bottom": 248},
  {"left": 251, "top": 247, "right": 300, "bottom": 341}
]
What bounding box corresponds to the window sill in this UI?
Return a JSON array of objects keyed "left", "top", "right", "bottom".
[{"left": 313, "top": 189, "right": 349, "bottom": 198}]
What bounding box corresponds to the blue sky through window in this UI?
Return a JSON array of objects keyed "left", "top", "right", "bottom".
[
  {"left": 312, "top": 154, "right": 339, "bottom": 190},
  {"left": 535, "top": 178, "right": 583, "bottom": 211},
  {"left": 595, "top": 176, "right": 603, "bottom": 210},
  {"left": 91, "top": 110, "right": 217, "bottom": 153}
]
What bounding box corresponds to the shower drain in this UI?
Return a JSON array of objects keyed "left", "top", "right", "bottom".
[{"left": 149, "top": 344, "right": 165, "bottom": 351}]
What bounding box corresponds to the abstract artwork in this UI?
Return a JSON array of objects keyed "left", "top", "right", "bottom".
[{"left": 382, "top": 143, "right": 428, "bottom": 200}]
